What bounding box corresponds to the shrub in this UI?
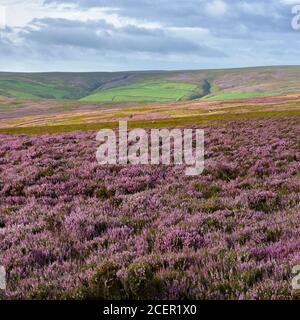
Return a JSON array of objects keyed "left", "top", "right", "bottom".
[
  {"left": 82, "top": 261, "right": 124, "bottom": 300},
  {"left": 248, "top": 191, "right": 281, "bottom": 213},
  {"left": 124, "top": 261, "right": 162, "bottom": 299},
  {"left": 214, "top": 162, "right": 239, "bottom": 181},
  {"left": 37, "top": 166, "right": 55, "bottom": 178},
  {"left": 194, "top": 183, "right": 222, "bottom": 199}
]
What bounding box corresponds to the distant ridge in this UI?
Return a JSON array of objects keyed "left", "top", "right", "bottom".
[{"left": 1, "top": 66, "right": 300, "bottom": 102}]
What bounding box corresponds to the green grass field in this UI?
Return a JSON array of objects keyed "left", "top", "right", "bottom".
[
  {"left": 81, "top": 80, "right": 201, "bottom": 103},
  {"left": 0, "top": 80, "right": 72, "bottom": 100},
  {"left": 203, "top": 91, "right": 276, "bottom": 100}
]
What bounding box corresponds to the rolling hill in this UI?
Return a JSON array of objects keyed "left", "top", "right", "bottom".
[
  {"left": 1, "top": 65, "right": 300, "bottom": 134},
  {"left": 1, "top": 66, "right": 300, "bottom": 102}
]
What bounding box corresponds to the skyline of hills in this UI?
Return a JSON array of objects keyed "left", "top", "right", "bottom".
[{"left": 0, "top": 66, "right": 300, "bottom": 102}]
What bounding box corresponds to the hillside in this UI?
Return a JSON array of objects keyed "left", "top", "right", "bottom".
[{"left": 1, "top": 66, "right": 300, "bottom": 102}]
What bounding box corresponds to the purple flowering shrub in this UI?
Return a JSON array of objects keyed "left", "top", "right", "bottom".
[{"left": 0, "top": 117, "right": 299, "bottom": 300}]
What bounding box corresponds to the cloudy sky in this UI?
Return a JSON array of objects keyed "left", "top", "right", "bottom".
[{"left": 0, "top": 0, "right": 299, "bottom": 72}]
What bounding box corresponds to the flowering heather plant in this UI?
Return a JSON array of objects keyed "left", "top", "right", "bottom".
[{"left": 0, "top": 116, "right": 299, "bottom": 300}]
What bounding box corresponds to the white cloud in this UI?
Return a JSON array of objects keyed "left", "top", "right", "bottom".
[
  {"left": 0, "top": 0, "right": 161, "bottom": 29},
  {"left": 168, "top": 27, "right": 210, "bottom": 40},
  {"left": 0, "top": 5, "right": 6, "bottom": 28},
  {"left": 205, "top": 0, "right": 228, "bottom": 17},
  {"left": 0, "top": 0, "right": 298, "bottom": 71},
  {"left": 238, "top": 2, "right": 266, "bottom": 16},
  {"left": 280, "top": 0, "right": 300, "bottom": 5}
]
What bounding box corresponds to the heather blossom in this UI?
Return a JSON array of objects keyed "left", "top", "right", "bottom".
[{"left": 0, "top": 116, "right": 299, "bottom": 300}]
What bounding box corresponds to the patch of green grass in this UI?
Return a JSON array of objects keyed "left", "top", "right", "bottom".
[
  {"left": 81, "top": 80, "right": 200, "bottom": 103},
  {"left": 195, "top": 183, "right": 222, "bottom": 199},
  {"left": 0, "top": 80, "right": 72, "bottom": 100},
  {"left": 203, "top": 91, "right": 277, "bottom": 101}
]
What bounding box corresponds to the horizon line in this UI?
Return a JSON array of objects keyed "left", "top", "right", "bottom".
[{"left": 0, "top": 64, "right": 299, "bottom": 74}]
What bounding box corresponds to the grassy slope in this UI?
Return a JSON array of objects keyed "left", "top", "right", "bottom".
[
  {"left": 1, "top": 66, "right": 300, "bottom": 102},
  {"left": 0, "top": 80, "right": 71, "bottom": 100},
  {"left": 0, "top": 66, "right": 300, "bottom": 134},
  {"left": 81, "top": 80, "right": 200, "bottom": 102},
  {"left": 0, "top": 72, "right": 145, "bottom": 100},
  {"left": 203, "top": 91, "right": 276, "bottom": 100}
]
